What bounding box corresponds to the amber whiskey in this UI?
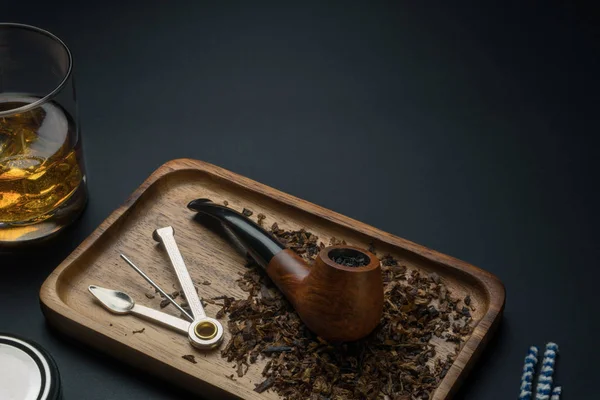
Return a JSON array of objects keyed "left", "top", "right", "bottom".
[{"left": 0, "top": 94, "right": 86, "bottom": 243}]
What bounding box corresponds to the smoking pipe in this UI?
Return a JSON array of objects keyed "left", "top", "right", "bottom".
[{"left": 187, "top": 198, "right": 384, "bottom": 342}]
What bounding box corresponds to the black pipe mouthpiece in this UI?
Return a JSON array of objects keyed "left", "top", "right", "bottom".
[{"left": 187, "top": 198, "right": 285, "bottom": 268}]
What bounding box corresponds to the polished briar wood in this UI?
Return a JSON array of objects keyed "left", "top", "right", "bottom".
[
  {"left": 39, "top": 158, "right": 505, "bottom": 400},
  {"left": 265, "top": 249, "right": 309, "bottom": 300},
  {"left": 186, "top": 200, "right": 383, "bottom": 341},
  {"left": 266, "top": 246, "right": 383, "bottom": 342}
]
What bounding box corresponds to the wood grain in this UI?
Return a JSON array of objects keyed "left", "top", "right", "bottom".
[
  {"left": 39, "top": 158, "right": 505, "bottom": 399},
  {"left": 266, "top": 246, "right": 384, "bottom": 342}
]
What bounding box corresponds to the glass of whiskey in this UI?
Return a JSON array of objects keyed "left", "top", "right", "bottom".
[{"left": 0, "top": 23, "right": 87, "bottom": 247}]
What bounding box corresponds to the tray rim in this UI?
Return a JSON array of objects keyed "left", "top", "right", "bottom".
[{"left": 39, "top": 158, "right": 505, "bottom": 400}]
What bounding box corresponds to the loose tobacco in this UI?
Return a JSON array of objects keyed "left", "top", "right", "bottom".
[{"left": 207, "top": 214, "right": 475, "bottom": 400}]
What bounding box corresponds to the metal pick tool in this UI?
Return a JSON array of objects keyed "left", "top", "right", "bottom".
[{"left": 88, "top": 226, "right": 223, "bottom": 350}]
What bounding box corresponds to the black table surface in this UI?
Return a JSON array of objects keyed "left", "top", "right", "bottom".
[{"left": 2, "top": 2, "right": 599, "bottom": 399}]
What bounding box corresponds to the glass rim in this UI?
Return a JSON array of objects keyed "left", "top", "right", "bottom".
[{"left": 0, "top": 22, "right": 73, "bottom": 118}]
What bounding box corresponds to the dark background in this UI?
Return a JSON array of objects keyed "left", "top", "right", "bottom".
[{"left": 2, "top": 1, "right": 599, "bottom": 399}]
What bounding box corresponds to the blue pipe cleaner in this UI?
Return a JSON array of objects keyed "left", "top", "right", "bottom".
[
  {"left": 519, "top": 346, "right": 538, "bottom": 400},
  {"left": 535, "top": 342, "right": 558, "bottom": 400}
]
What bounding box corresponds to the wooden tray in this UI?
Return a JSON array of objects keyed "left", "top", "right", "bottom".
[{"left": 39, "top": 159, "right": 505, "bottom": 399}]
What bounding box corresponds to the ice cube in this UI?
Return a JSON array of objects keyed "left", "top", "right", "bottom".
[
  {"left": 0, "top": 155, "right": 44, "bottom": 180},
  {"left": 0, "top": 191, "right": 21, "bottom": 209}
]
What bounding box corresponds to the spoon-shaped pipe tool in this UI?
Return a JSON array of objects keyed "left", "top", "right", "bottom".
[
  {"left": 90, "top": 227, "right": 224, "bottom": 350},
  {"left": 88, "top": 285, "right": 190, "bottom": 334}
]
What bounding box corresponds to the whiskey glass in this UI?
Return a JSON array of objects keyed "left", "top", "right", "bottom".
[{"left": 0, "top": 23, "right": 87, "bottom": 246}]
